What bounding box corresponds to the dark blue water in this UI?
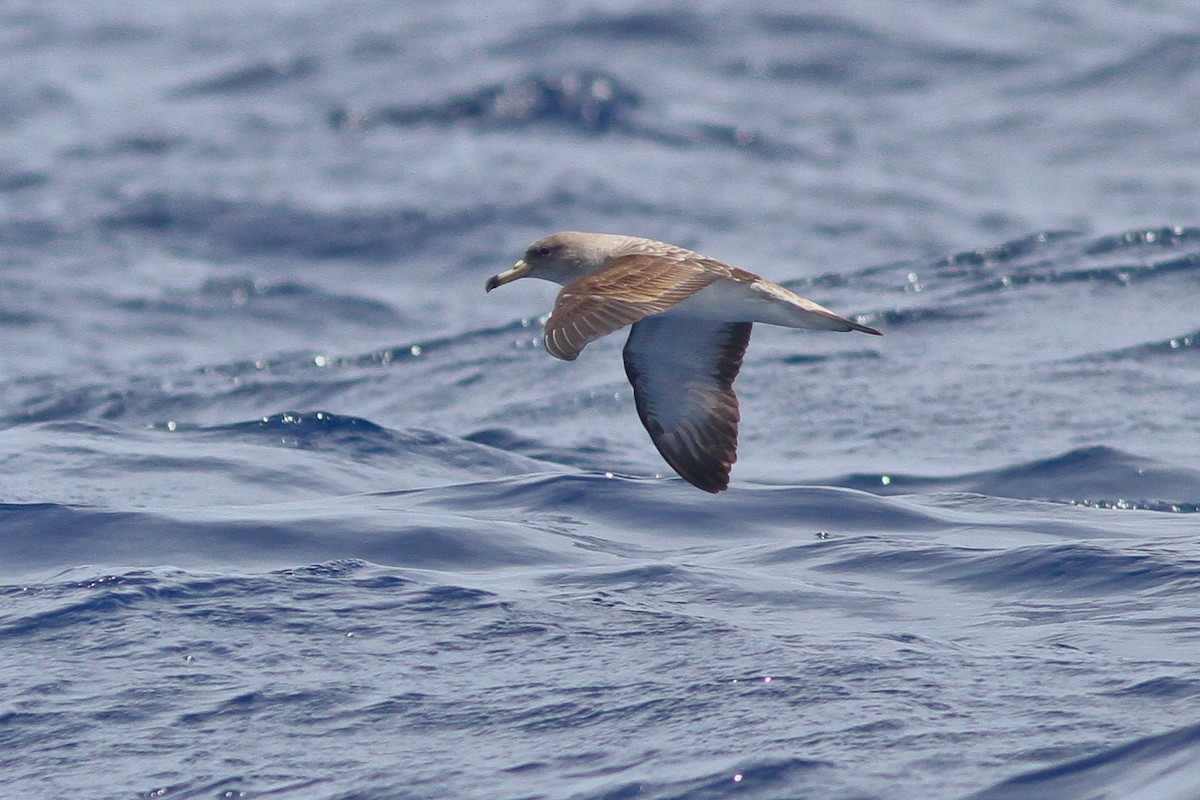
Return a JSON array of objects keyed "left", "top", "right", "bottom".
[{"left": 3, "top": 2, "right": 1200, "bottom": 798}]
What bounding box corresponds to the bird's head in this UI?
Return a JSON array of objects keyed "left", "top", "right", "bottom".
[{"left": 485, "top": 232, "right": 625, "bottom": 291}]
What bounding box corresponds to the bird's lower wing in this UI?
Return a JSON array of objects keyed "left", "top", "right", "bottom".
[
  {"left": 544, "top": 254, "right": 721, "bottom": 360},
  {"left": 622, "top": 316, "right": 753, "bottom": 493}
]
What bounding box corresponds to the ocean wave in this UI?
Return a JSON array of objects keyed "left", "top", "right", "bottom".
[
  {"left": 933, "top": 228, "right": 1200, "bottom": 293},
  {"left": 821, "top": 227, "right": 1200, "bottom": 334},
  {"left": 0, "top": 165, "right": 49, "bottom": 192},
  {"left": 169, "top": 54, "right": 321, "bottom": 98},
  {"left": 109, "top": 276, "right": 400, "bottom": 326},
  {"left": 0, "top": 488, "right": 578, "bottom": 580},
  {"left": 971, "top": 720, "right": 1200, "bottom": 800},
  {"left": 572, "top": 754, "right": 829, "bottom": 800},
  {"left": 329, "top": 70, "right": 641, "bottom": 134},
  {"left": 827, "top": 446, "right": 1200, "bottom": 512},
  {"left": 17, "top": 461, "right": 1188, "bottom": 583},
  {"left": 1, "top": 315, "right": 535, "bottom": 425},
  {"left": 1052, "top": 33, "right": 1200, "bottom": 92},
  {"left": 202, "top": 410, "right": 552, "bottom": 477},
  {"left": 327, "top": 66, "right": 808, "bottom": 159},
  {"left": 99, "top": 192, "right": 493, "bottom": 261}
]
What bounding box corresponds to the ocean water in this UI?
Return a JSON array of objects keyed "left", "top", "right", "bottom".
[{"left": 3, "top": 1, "right": 1200, "bottom": 798}]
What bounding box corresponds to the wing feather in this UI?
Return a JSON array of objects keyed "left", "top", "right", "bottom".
[
  {"left": 622, "top": 317, "right": 753, "bottom": 493},
  {"left": 544, "top": 254, "right": 723, "bottom": 360}
]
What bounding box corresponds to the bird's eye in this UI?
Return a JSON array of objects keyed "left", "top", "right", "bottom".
[{"left": 535, "top": 245, "right": 553, "bottom": 257}]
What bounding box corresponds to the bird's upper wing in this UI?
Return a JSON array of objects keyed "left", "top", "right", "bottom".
[
  {"left": 622, "top": 316, "right": 753, "bottom": 493},
  {"left": 544, "top": 254, "right": 723, "bottom": 361}
]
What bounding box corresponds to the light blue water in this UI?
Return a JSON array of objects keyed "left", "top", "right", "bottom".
[{"left": 3, "top": 2, "right": 1200, "bottom": 798}]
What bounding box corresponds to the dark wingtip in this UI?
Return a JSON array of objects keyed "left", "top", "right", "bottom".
[
  {"left": 852, "top": 320, "right": 883, "bottom": 335},
  {"left": 675, "top": 462, "right": 732, "bottom": 493},
  {"left": 673, "top": 475, "right": 728, "bottom": 493}
]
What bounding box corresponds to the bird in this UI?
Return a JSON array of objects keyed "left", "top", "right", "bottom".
[{"left": 485, "top": 231, "right": 881, "bottom": 493}]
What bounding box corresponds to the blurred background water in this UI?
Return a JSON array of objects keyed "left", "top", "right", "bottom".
[{"left": 2, "top": 1, "right": 1200, "bottom": 798}]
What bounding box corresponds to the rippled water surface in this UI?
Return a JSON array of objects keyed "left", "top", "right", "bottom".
[{"left": 3, "top": 2, "right": 1200, "bottom": 798}]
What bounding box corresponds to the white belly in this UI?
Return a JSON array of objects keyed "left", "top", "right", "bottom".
[{"left": 664, "top": 277, "right": 856, "bottom": 332}]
